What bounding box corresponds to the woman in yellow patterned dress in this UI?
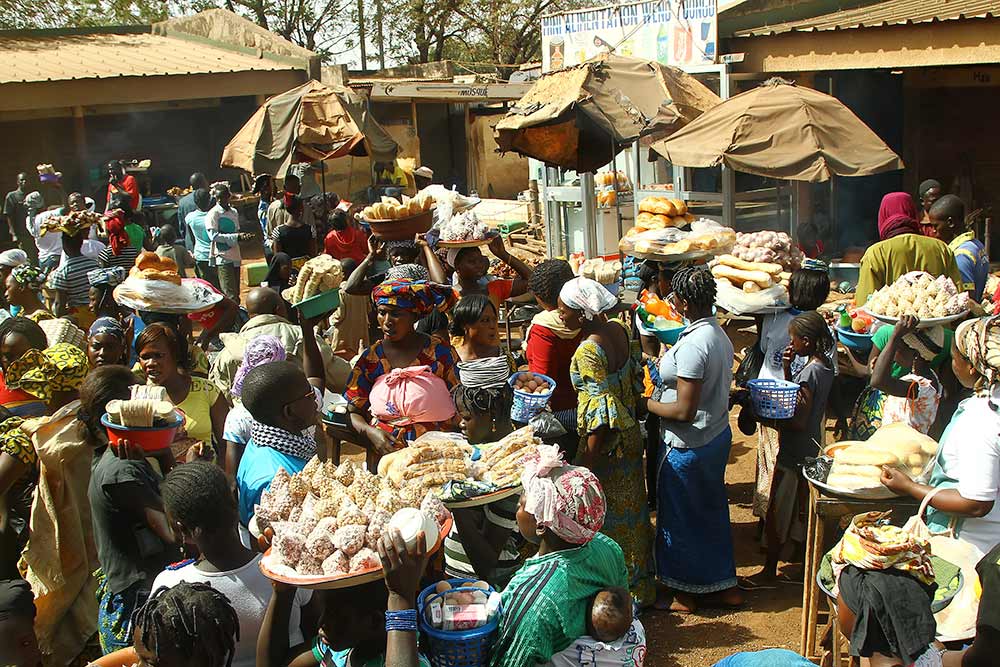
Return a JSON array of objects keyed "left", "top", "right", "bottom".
[{"left": 560, "top": 277, "right": 654, "bottom": 607}]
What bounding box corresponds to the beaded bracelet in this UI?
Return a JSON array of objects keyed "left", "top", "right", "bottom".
[{"left": 385, "top": 609, "right": 418, "bottom": 633}]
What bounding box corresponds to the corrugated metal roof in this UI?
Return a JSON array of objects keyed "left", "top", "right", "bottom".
[
  {"left": 734, "top": 0, "right": 1000, "bottom": 37},
  {"left": 0, "top": 31, "right": 298, "bottom": 84}
]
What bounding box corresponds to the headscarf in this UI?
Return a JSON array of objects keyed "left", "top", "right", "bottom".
[
  {"left": 955, "top": 315, "right": 1000, "bottom": 398},
  {"left": 800, "top": 258, "right": 829, "bottom": 273},
  {"left": 558, "top": 277, "right": 618, "bottom": 320},
  {"left": 104, "top": 209, "right": 129, "bottom": 255},
  {"left": 918, "top": 179, "right": 942, "bottom": 199},
  {"left": 264, "top": 252, "right": 293, "bottom": 289},
  {"left": 5, "top": 343, "right": 89, "bottom": 402},
  {"left": 232, "top": 335, "right": 286, "bottom": 398},
  {"left": 89, "top": 316, "right": 125, "bottom": 341},
  {"left": 386, "top": 263, "right": 429, "bottom": 282},
  {"left": 902, "top": 325, "right": 945, "bottom": 363},
  {"left": 11, "top": 265, "right": 46, "bottom": 291},
  {"left": 877, "top": 192, "right": 920, "bottom": 240},
  {"left": 385, "top": 240, "right": 417, "bottom": 256},
  {"left": 372, "top": 279, "right": 456, "bottom": 316},
  {"left": 0, "top": 579, "right": 35, "bottom": 621},
  {"left": 87, "top": 266, "right": 126, "bottom": 288},
  {"left": 0, "top": 249, "right": 27, "bottom": 268},
  {"left": 0, "top": 417, "right": 33, "bottom": 466},
  {"left": 521, "top": 444, "right": 606, "bottom": 544}
]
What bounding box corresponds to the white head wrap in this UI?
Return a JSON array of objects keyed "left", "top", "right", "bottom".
[
  {"left": 520, "top": 443, "right": 606, "bottom": 545},
  {"left": 558, "top": 277, "right": 618, "bottom": 320},
  {"left": 0, "top": 249, "right": 28, "bottom": 268}
]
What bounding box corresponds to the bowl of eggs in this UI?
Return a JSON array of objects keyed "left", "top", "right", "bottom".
[{"left": 508, "top": 371, "right": 556, "bottom": 423}]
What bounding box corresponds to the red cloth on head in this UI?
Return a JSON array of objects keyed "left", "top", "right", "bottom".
[
  {"left": 324, "top": 226, "right": 368, "bottom": 264},
  {"left": 104, "top": 211, "right": 129, "bottom": 256},
  {"left": 877, "top": 192, "right": 920, "bottom": 240}
]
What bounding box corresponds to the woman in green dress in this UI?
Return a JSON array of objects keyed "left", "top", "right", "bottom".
[{"left": 559, "top": 277, "right": 654, "bottom": 608}]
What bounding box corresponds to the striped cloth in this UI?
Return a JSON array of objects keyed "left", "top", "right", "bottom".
[
  {"left": 444, "top": 496, "right": 524, "bottom": 589},
  {"left": 47, "top": 254, "right": 100, "bottom": 306},
  {"left": 490, "top": 532, "right": 628, "bottom": 667},
  {"left": 98, "top": 244, "right": 140, "bottom": 271}
]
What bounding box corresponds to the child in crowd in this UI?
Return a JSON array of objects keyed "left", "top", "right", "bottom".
[
  {"left": 546, "top": 587, "right": 647, "bottom": 667},
  {"left": 869, "top": 315, "right": 943, "bottom": 435},
  {"left": 155, "top": 225, "right": 195, "bottom": 279},
  {"left": 415, "top": 310, "right": 449, "bottom": 344},
  {"left": 131, "top": 582, "right": 240, "bottom": 667},
  {"left": 0, "top": 578, "right": 42, "bottom": 667},
  {"left": 746, "top": 312, "right": 835, "bottom": 586},
  {"left": 448, "top": 236, "right": 533, "bottom": 311},
  {"left": 151, "top": 462, "right": 315, "bottom": 667}
]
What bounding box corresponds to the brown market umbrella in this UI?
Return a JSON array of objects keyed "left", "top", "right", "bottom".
[
  {"left": 494, "top": 53, "right": 720, "bottom": 173},
  {"left": 221, "top": 80, "right": 398, "bottom": 176},
  {"left": 650, "top": 78, "right": 904, "bottom": 182}
]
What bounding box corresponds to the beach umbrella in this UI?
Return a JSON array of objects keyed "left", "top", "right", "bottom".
[
  {"left": 494, "top": 53, "right": 720, "bottom": 173},
  {"left": 650, "top": 78, "right": 904, "bottom": 182},
  {"left": 221, "top": 79, "right": 398, "bottom": 176}
]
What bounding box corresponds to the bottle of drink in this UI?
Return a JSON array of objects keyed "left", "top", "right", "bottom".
[
  {"left": 838, "top": 308, "right": 852, "bottom": 330},
  {"left": 656, "top": 24, "right": 670, "bottom": 63}
]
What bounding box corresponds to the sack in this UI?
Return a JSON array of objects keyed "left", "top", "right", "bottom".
[
  {"left": 735, "top": 341, "right": 765, "bottom": 388},
  {"left": 369, "top": 365, "right": 456, "bottom": 427}
]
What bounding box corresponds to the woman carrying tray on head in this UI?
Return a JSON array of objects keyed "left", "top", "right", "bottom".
[
  {"left": 443, "top": 358, "right": 527, "bottom": 589},
  {"left": 345, "top": 279, "right": 460, "bottom": 455},
  {"left": 448, "top": 235, "right": 533, "bottom": 312}
]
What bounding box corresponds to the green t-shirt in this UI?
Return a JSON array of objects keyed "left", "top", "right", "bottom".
[
  {"left": 871, "top": 324, "right": 954, "bottom": 378},
  {"left": 125, "top": 222, "right": 145, "bottom": 251}
]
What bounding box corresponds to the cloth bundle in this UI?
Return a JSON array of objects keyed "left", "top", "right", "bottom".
[
  {"left": 831, "top": 511, "right": 935, "bottom": 588},
  {"left": 369, "top": 365, "right": 456, "bottom": 427}
]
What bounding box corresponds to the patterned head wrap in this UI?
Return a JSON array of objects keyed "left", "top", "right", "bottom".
[
  {"left": 521, "top": 444, "right": 606, "bottom": 545},
  {"left": 372, "top": 279, "right": 457, "bottom": 316},
  {"left": 902, "top": 325, "right": 945, "bottom": 363},
  {"left": 558, "top": 277, "right": 618, "bottom": 321},
  {"left": 104, "top": 210, "right": 129, "bottom": 256},
  {"left": 0, "top": 417, "right": 33, "bottom": 467},
  {"left": 955, "top": 315, "right": 1000, "bottom": 398},
  {"left": 11, "top": 265, "right": 47, "bottom": 291},
  {"left": 5, "top": 343, "right": 89, "bottom": 402},
  {"left": 87, "top": 266, "right": 127, "bottom": 288},
  {"left": 89, "top": 316, "right": 125, "bottom": 342},
  {"left": 0, "top": 250, "right": 27, "bottom": 268},
  {"left": 386, "top": 263, "right": 430, "bottom": 282},
  {"left": 801, "top": 258, "right": 829, "bottom": 273},
  {"left": 385, "top": 240, "right": 417, "bottom": 255},
  {"left": 232, "top": 335, "right": 286, "bottom": 398}
]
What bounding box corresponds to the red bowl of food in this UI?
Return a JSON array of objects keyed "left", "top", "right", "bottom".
[{"left": 101, "top": 412, "right": 183, "bottom": 453}]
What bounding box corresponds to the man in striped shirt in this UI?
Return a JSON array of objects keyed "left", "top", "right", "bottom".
[{"left": 48, "top": 229, "right": 99, "bottom": 318}]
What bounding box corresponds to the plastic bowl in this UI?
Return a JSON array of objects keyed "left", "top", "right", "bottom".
[
  {"left": 837, "top": 326, "right": 873, "bottom": 353},
  {"left": 293, "top": 289, "right": 341, "bottom": 319},
  {"left": 653, "top": 323, "right": 687, "bottom": 345},
  {"left": 101, "top": 412, "right": 183, "bottom": 453}
]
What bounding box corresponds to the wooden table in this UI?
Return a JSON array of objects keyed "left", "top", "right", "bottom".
[
  {"left": 321, "top": 418, "right": 378, "bottom": 472},
  {"left": 800, "top": 484, "right": 919, "bottom": 666}
]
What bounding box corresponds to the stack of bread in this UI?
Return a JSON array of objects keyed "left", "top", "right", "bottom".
[
  {"left": 635, "top": 196, "right": 695, "bottom": 231},
  {"left": 281, "top": 254, "right": 344, "bottom": 304},
  {"left": 129, "top": 252, "right": 182, "bottom": 285},
  {"left": 577, "top": 257, "right": 621, "bottom": 285},
  {"left": 106, "top": 385, "right": 175, "bottom": 428},
  {"left": 257, "top": 459, "right": 451, "bottom": 578},
  {"left": 595, "top": 171, "right": 630, "bottom": 191},
  {"left": 377, "top": 434, "right": 475, "bottom": 505},
  {"left": 480, "top": 426, "right": 541, "bottom": 488},
  {"left": 711, "top": 254, "right": 791, "bottom": 294},
  {"left": 361, "top": 194, "right": 435, "bottom": 222},
  {"left": 826, "top": 423, "right": 939, "bottom": 492},
  {"left": 620, "top": 218, "right": 736, "bottom": 257}
]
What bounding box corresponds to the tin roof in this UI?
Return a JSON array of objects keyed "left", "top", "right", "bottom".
[
  {"left": 734, "top": 0, "right": 1000, "bottom": 37},
  {"left": 0, "top": 25, "right": 302, "bottom": 85}
]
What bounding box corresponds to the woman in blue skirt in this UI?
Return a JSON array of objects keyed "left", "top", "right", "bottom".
[{"left": 646, "top": 267, "right": 743, "bottom": 613}]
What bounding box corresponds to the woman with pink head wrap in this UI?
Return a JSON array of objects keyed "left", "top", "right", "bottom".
[{"left": 490, "top": 444, "right": 629, "bottom": 667}]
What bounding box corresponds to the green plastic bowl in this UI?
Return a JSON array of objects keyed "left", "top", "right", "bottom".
[{"left": 293, "top": 289, "right": 341, "bottom": 318}]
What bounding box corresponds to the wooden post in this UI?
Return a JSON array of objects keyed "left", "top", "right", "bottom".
[
  {"left": 528, "top": 179, "right": 541, "bottom": 230},
  {"left": 72, "top": 106, "right": 87, "bottom": 183},
  {"left": 410, "top": 100, "right": 420, "bottom": 165},
  {"left": 464, "top": 103, "right": 474, "bottom": 194}
]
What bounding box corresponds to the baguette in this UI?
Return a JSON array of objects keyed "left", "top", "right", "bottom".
[
  {"left": 711, "top": 264, "right": 773, "bottom": 288},
  {"left": 717, "top": 254, "right": 783, "bottom": 276}
]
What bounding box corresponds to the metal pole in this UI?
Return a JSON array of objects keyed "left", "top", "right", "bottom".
[
  {"left": 581, "top": 172, "right": 598, "bottom": 258},
  {"left": 611, "top": 140, "right": 624, "bottom": 271},
  {"left": 719, "top": 63, "right": 736, "bottom": 229}
]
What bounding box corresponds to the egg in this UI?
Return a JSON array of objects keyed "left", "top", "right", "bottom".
[
  {"left": 521, "top": 372, "right": 534, "bottom": 381},
  {"left": 526, "top": 380, "right": 538, "bottom": 390},
  {"left": 471, "top": 580, "right": 490, "bottom": 590},
  {"left": 435, "top": 581, "right": 452, "bottom": 594},
  {"left": 514, "top": 380, "right": 524, "bottom": 389}
]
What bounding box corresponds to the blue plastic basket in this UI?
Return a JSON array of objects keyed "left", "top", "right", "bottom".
[
  {"left": 836, "top": 326, "right": 873, "bottom": 353},
  {"left": 508, "top": 371, "right": 556, "bottom": 423},
  {"left": 418, "top": 578, "right": 501, "bottom": 667},
  {"left": 747, "top": 378, "right": 800, "bottom": 420}
]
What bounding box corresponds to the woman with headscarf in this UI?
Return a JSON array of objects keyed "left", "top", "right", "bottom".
[
  {"left": 0, "top": 345, "right": 96, "bottom": 665},
  {"left": 5, "top": 265, "right": 53, "bottom": 323},
  {"left": 98, "top": 209, "right": 141, "bottom": 270},
  {"left": 558, "top": 277, "right": 654, "bottom": 608},
  {"left": 345, "top": 279, "right": 459, "bottom": 452},
  {"left": 918, "top": 178, "right": 943, "bottom": 237},
  {"left": 490, "top": 444, "right": 628, "bottom": 667},
  {"left": 855, "top": 192, "right": 963, "bottom": 304},
  {"left": 87, "top": 266, "right": 127, "bottom": 321},
  {"left": 881, "top": 314, "right": 1000, "bottom": 556},
  {"left": 324, "top": 208, "right": 368, "bottom": 265},
  {"left": 222, "top": 334, "right": 286, "bottom": 479},
  {"left": 88, "top": 316, "right": 128, "bottom": 367},
  {"left": 646, "top": 267, "right": 741, "bottom": 613}
]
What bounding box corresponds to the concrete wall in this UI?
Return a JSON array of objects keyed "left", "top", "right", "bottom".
[{"left": 468, "top": 109, "right": 529, "bottom": 199}]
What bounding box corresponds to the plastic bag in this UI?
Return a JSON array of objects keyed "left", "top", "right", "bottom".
[
  {"left": 734, "top": 341, "right": 765, "bottom": 388},
  {"left": 527, "top": 411, "right": 567, "bottom": 439},
  {"left": 714, "top": 278, "right": 790, "bottom": 315},
  {"left": 113, "top": 276, "right": 223, "bottom": 314}
]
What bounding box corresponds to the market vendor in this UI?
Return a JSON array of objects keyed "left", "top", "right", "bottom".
[
  {"left": 917, "top": 178, "right": 943, "bottom": 237},
  {"left": 345, "top": 279, "right": 459, "bottom": 453},
  {"left": 855, "top": 192, "right": 963, "bottom": 305},
  {"left": 450, "top": 235, "right": 533, "bottom": 311},
  {"left": 930, "top": 194, "right": 988, "bottom": 301},
  {"left": 881, "top": 314, "right": 1000, "bottom": 556},
  {"left": 7, "top": 265, "right": 54, "bottom": 323},
  {"left": 105, "top": 160, "right": 140, "bottom": 213}
]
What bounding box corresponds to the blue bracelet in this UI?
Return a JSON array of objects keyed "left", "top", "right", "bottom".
[{"left": 385, "top": 609, "right": 418, "bottom": 633}]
